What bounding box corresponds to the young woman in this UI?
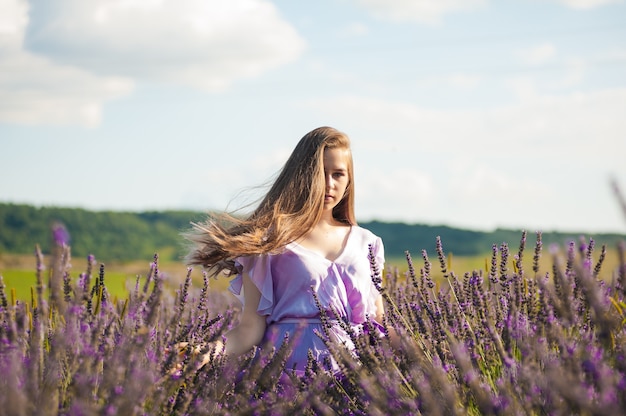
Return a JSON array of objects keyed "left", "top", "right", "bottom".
[{"left": 184, "top": 126, "right": 385, "bottom": 375}]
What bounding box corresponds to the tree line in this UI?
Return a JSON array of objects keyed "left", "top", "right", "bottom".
[{"left": 1, "top": 203, "right": 624, "bottom": 263}]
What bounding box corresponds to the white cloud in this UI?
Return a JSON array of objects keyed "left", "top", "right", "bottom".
[
  {"left": 341, "top": 22, "right": 370, "bottom": 37},
  {"left": 604, "top": 47, "right": 626, "bottom": 61},
  {"left": 24, "top": 0, "right": 306, "bottom": 91},
  {"left": 411, "top": 73, "right": 482, "bottom": 91},
  {"left": 504, "top": 76, "right": 540, "bottom": 100},
  {"left": 182, "top": 147, "right": 293, "bottom": 212},
  {"left": 0, "top": 0, "right": 28, "bottom": 49},
  {"left": 248, "top": 148, "right": 293, "bottom": 173},
  {"left": 448, "top": 73, "right": 481, "bottom": 89},
  {"left": 556, "top": 0, "right": 623, "bottom": 9},
  {"left": 355, "top": 166, "right": 435, "bottom": 222},
  {"left": 558, "top": 57, "right": 586, "bottom": 88},
  {"left": 499, "top": 88, "right": 626, "bottom": 156},
  {"left": 354, "top": 0, "right": 487, "bottom": 24},
  {"left": 444, "top": 163, "right": 555, "bottom": 230},
  {"left": 449, "top": 164, "right": 550, "bottom": 202},
  {"left": 515, "top": 43, "right": 556, "bottom": 66},
  {"left": 508, "top": 52, "right": 586, "bottom": 91},
  {"left": 315, "top": 89, "right": 625, "bottom": 229},
  {"left": 0, "top": 0, "right": 305, "bottom": 126},
  {"left": 0, "top": 0, "right": 133, "bottom": 126},
  {"left": 0, "top": 51, "right": 133, "bottom": 126},
  {"left": 303, "top": 86, "right": 626, "bottom": 160}
]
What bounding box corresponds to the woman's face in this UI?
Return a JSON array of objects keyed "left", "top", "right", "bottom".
[{"left": 322, "top": 147, "right": 350, "bottom": 211}]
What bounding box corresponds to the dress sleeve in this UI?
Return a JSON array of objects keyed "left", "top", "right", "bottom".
[{"left": 228, "top": 254, "right": 274, "bottom": 316}]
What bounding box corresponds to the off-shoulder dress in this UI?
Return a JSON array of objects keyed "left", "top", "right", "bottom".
[{"left": 228, "top": 225, "right": 385, "bottom": 375}]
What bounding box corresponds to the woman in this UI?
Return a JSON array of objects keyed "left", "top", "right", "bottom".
[{"left": 184, "top": 126, "right": 385, "bottom": 375}]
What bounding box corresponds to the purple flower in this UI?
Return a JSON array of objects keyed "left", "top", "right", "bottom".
[{"left": 52, "top": 221, "right": 70, "bottom": 246}]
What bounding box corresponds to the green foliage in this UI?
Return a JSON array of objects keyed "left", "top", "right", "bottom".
[
  {"left": 1, "top": 203, "right": 624, "bottom": 263},
  {"left": 366, "top": 220, "right": 626, "bottom": 257},
  {"left": 0, "top": 203, "right": 205, "bottom": 262}
]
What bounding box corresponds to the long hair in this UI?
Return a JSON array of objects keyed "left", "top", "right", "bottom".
[{"left": 185, "top": 126, "right": 356, "bottom": 275}]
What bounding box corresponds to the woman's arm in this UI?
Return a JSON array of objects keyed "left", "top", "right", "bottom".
[
  {"left": 217, "top": 271, "right": 267, "bottom": 357},
  {"left": 185, "top": 271, "right": 266, "bottom": 370}
]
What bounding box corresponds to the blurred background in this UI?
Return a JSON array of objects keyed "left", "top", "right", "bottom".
[{"left": 1, "top": 0, "right": 626, "bottom": 234}]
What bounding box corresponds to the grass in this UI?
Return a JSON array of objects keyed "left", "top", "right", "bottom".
[
  {"left": 388, "top": 244, "right": 622, "bottom": 282},
  {"left": 0, "top": 253, "right": 230, "bottom": 304},
  {"left": 3, "top": 241, "right": 622, "bottom": 304},
  {"left": 1, "top": 269, "right": 133, "bottom": 304}
]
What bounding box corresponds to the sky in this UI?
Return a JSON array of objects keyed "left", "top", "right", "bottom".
[{"left": 1, "top": 0, "right": 626, "bottom": 235}]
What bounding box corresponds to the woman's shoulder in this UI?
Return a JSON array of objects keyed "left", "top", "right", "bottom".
[
  {"left": 346, "top": 225, "right": 385, "bottom": 262},
  {"left": 350, "top": 225, "right": 383, "bottom": 245}
]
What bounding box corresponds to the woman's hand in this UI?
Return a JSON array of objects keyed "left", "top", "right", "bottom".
[
  {"left": 167, "top": 340, "right": 224, "bottom": 376},
  {"left": 166, "top": 271, "right": 265, "bottom": 377},
  {"left": 197, "top": 340, "right": 225, "bottom": 368}
]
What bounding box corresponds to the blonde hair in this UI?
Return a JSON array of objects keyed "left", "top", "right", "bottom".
[{"left": 185, "top": 126, "right": 356, "bottom": 274}]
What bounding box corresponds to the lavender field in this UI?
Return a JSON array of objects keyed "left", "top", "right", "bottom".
[{"left": 0, "top": 231, "right": 625, "bottom": 415}]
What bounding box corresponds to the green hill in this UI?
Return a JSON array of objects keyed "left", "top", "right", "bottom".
[
  {"left": 365, "top": 220, "right": 625, "bottom": 259},
  {"left": 0, "top": 203, "right": 624, "bottom": 262},
  {"left": 0, "top": 203, "right": 205, "bottom": 262}
]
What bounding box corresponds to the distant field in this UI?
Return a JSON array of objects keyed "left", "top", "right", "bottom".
[
  {"left": 0, "top": 253, "right": 220, "bottom": 303},
  {"left": 2, "top": 246, "right": 622, "bottom": 303},
  {"left": 1, "top": 269, "right": 134, "bottom": 304},
  {"left": 385, "top": 244, "right": 623, "bottom": 284}
]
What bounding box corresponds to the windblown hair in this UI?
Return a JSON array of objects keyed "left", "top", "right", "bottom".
[{"left": 185, "top": 126, "right": 356, "bottom": 275}]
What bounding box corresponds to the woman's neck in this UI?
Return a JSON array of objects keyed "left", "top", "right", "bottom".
[
  {"left": 318, "top": 210, "right": 338, "bottom": 226},
  {"left": 314, "top": 212, "right": 349, "bottom": 231}
]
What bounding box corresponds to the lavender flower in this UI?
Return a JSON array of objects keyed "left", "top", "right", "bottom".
[
  {"left": 51, "top": 221, "right": 70, "bottom": 246},
  {"left": 0, "top": 233, "right": 624, "bottom": 415}
]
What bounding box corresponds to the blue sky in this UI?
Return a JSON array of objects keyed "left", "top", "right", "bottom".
[{"left": 1, "top": 0, "right": 625, "bottom": 234}]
